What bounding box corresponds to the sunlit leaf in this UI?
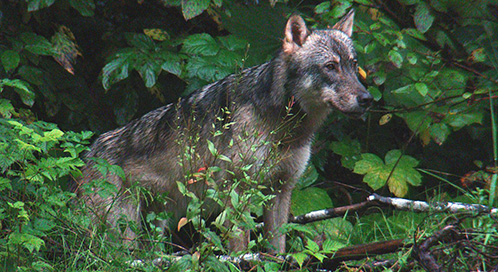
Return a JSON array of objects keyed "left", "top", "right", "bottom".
[
  {"left": 388, "top": 49, "right": 403, "bottom": 68},
  {"left": 414, "top": 82, "right": 428, "bottom": 96}
]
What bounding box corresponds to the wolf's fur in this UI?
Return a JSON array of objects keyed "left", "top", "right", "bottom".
[{"left": 78, "top": 10, "right": 372, "bottom": 254}]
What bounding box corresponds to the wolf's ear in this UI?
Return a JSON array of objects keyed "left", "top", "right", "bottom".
[
  {"left": 332, "top": 9, "right": 355, "bottom": 37},
  {"left": 283, "top": 15, "right": 311, "bottom": 54}
]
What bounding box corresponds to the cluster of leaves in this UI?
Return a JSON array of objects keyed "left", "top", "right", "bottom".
[
  {"left": 0, "top": 115, "right": 93, "bottom": 270},
  {"left": 103, "top": 31, "right": 247, "bottom": 94},
  {"left": 312, "top": 0, "right": 497, "bottom": 197}
]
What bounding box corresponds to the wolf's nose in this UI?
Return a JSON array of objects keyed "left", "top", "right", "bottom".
[{"left": 357, "top": 92, "right": 373, "bottom": 108}]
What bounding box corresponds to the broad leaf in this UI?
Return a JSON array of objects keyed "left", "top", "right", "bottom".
[
  {"left": 69, "top": 0, "right": 95, "bottom": 16},
  {"left": 182, "top": 34, "right": 219, "bottom": 56},
  {"left": 388, "top": 49, "right": 403, "bottom": 68},
  {"left": 414, "top": 2, "right": 434, "bottom": 33},
  {"left": 181, "top": 0, "right": 210, "bottom": 20},
  {"left": 291, "top": 187, "right": 333, "bottom": 216},
  {"left": 0, "top": 79, "right": 35, "bottom": 107},
  {"left": 1, "top": 50, "right": 20, "bottom": 71},
  {"left": 430, "top": 123, "right": 451, "bottom": 145},
  {"left": 355, "top": 150, "right": 422, "bottom": 196},
  {"left": 330, "top": 138, "right": 362, "bottom": 169}
]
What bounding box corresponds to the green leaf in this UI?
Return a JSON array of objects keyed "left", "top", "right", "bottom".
[
  {"left": 322, "top": 239, "right": 343, "bottom": 253},
  {"left": 353, "top": 153, "right": 384, "bottom": 174},
  {"left": 444, "top": 112, "right": 483, "bottom": 129},
  {"left": 126, "top": 33, "right": 156, "bottom": 50},
  {"left": 291, "top": 187, "right": 333, "bottom": 216},
  {"left": 0, "top": 177, "right": 12, "bottom": 191},
  {"left": 331, "top": 138, "right": 362, "bottom": 169},
  {"left": 354, "top": 153, "right": 386, "bottom": 190},
  {"left": 217, "top": 35, "right": 247, "bottom": 51},
  {"left": 388, "top": 175, "right": 409, "bottom": 196},
  {"left": 137, "top": 61, "right": 160, "bottom": 88},
  {"left": 368, "top": 86, "right": 382, "bottom": 101},
  {"left": 330, "top": 1, "right": 352, "bottom": 18},
  {"left": 388, "top": 49, "right": 403, "bottom": 68},
  {"left": 355, "top": 150, "right": 422, "bottom": 196},
  {"left": 402, "top": 111, "right": 431, "bottom": 134},
  {"left": 182, "top": 33, "right": 219, "bottom": 56},
  {"left": 398, "top": 0, "right": 419, "bottom": 5},
  {"left": 415, "top": 82, "right": 428, "bottom": 96},
  {"left": 407, "top": 52, "right": 418, "bottom": 64},
  {"left": 292, "top": 252, "right": 308, "bottom": 268},
  {"left": 101, "top": 50, "right": 135, "bottom": 90},
  {"left": 181, "top": 0, "right": 210, "bottom": 20},
  {"left": 8, "top": 232, "right": 45, "bottom": 253},
  {"left": 392, "top": 84, "right": 414, "bottom": 94},
  {"left": 414, "top": 2, "right": 435, "bottom": 33},
  {"left": 27, "top": 0, "right": 56, "bottom": 11},
  {"left": 33, "top": 218, "right": 56, "bottom": 232},
  {"left": 430, "top": 122, "right": 451, "bottom": 145},
  {"left": 160, "top": 51, "right": 182, "bottom": 76},
  {"left": 373, "top": 32, "right": 389, "bottom": 47},
  {"left": 297, "top": 164, "right": 319, "bottom": 188},
  {"left": 0, "top": 79, "right": 35, "bottom": 107},
  {"left": 0, "top": 99, "right": 15, "bottom": 118},
  {"left": 68, "top": 0, "right": 95, "bottom": 16},
  {"left": 1, "top": 50, "right": 20, "bottom": 71},
  {"left": 403, "top": 28, "right": 427, "bottom": 41},
  {"left": 373, "top": 69, "right": 386, "bottom": 86},
  {"left": 207, "top": 139, "right": 217, "bottom": 156},
  {"left": 314, "top": 2, "right": 331, "bottom": 14},
  {"left": 384, "top": 150, "right": 422, "bottom": 194},
  {"left": 21, "top": 32, "right": 55, "bottom": 56},
  {"left": 186, "top": 56, "right": 220, "bottom": 82}
]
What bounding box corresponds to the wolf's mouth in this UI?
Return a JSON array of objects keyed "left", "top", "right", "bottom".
[{"left": 326, "top": 101, "right": 370, "bottom": 119}]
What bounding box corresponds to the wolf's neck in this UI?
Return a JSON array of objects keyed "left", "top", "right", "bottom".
[{"left": 230, "top": 56, "right": 330, "bottom": 147}]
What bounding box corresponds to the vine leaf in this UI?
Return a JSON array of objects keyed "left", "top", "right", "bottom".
[{"left": 354, "top": 150, "right": 422, "bottom": 197}]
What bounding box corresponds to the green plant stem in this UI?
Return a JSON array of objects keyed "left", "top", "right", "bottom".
[{"left": 489, "top": 90, "right": 498, "bottom": 207}]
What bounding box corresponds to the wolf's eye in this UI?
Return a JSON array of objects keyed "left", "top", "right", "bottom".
[{"left": 324, "top": 62, "right": 338, "bottom": 71}]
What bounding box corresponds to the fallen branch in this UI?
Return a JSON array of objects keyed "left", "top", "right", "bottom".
[
  {"left": 129, "top": 194, "right": 498, "bottom": 269},
  {"left": 320, "top": 238, "right": 410, "bottom": 270},
  {"left": 290, "top": 200, "right": 373, "bottom": 224},
  {"left": 368, "top": 193, "right": 498, "bottom": 217},
  {"left": 412, "top": 224, "right": 459, "bottom": 272}
]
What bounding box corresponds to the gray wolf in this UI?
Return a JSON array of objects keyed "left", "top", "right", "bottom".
[{"left": 78, "top": 9, "right": 372, "bottom": 254}]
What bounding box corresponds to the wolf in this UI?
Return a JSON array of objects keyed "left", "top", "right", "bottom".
[{"left": 78, "top": 9, "right": 372, "bottom": 254}]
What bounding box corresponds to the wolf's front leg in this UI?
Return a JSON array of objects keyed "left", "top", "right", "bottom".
[{"left": 263, "top": 185, "right": 293, "bottom": 254}]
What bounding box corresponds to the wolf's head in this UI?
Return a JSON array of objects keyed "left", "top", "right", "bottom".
[{"left": 283, "top": 10, "right": 372, "bottom": 118}]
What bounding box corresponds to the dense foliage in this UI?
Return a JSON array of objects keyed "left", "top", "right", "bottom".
[{"left": 1, "top": 0, "right": 497, "bottom": 270}]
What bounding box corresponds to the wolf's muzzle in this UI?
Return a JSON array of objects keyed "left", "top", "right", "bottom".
[{"left": 357, "top": 91, "right": 373, "bottom": 109}]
